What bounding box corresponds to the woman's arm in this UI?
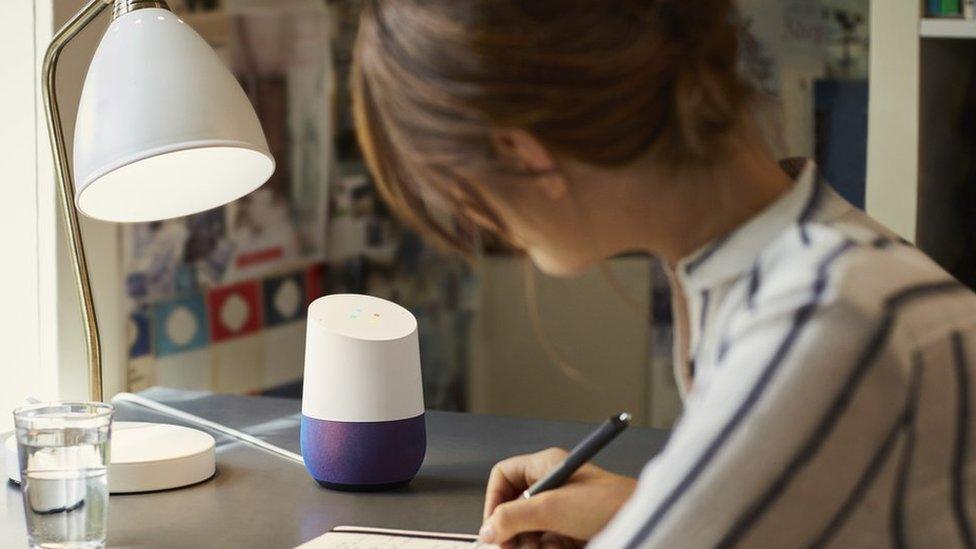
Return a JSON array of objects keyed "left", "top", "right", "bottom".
[
  {"left": 593, "top": 250, "right": 912, "bottom": 547},
  {"left": 484, "top": 242, "right": 916, "bottom": 548}
]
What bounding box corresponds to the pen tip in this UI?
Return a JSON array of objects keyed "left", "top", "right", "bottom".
[{"left": 618, "top": 412, "right": 632, "bottom": 424}]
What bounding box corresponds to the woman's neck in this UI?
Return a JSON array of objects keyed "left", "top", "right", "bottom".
[
  {"left": 594, "top": 137, "right": 795, "bottom": 266},
  {"left": 662, "top": 150, "right": 793, "bottom": 265}
]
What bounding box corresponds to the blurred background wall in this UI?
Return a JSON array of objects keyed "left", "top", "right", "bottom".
[{"left": 116, "top": 0, "right": 872, "bottom": 428}]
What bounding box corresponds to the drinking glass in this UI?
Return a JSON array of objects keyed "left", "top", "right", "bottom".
[{"left": 13, "top": 402, "right": 113, "bottom": 549}]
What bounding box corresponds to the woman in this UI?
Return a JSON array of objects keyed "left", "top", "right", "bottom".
[{"left": 351, "top": 1, "right": 976, "bottom": 547}]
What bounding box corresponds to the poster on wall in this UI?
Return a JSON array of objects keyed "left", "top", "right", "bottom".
[{"left": 124, "top": 0, "right": 334, "bottom": 394}]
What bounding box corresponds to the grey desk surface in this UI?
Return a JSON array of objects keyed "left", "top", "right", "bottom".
[{"left": 1, "top": 388, "right": 668, "bottom": 548}]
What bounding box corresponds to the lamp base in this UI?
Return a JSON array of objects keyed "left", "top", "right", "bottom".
[{"left": 5, "top": 421, "right": 216, "bottom": 493}]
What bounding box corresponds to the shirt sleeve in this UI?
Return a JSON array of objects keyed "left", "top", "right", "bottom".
[{"left": 591, "top": 250, "right": 913, "bottom": 548}]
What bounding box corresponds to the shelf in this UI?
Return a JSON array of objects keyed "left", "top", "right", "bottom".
[{"left": 921, "top": 18, "right": 976, "bottom": 39}]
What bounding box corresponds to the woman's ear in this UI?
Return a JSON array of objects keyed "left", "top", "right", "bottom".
[{"left": 491, "top": 128, "right": 567, "bottom": 201}]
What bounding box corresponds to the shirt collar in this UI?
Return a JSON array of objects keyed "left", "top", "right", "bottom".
[{"left": 675, "top": 158, "right": 818, "bottom": 291}]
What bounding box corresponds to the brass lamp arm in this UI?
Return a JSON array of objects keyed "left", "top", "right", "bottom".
[{"left": 42, "top": 0, "right": 113, "bottom": 402}]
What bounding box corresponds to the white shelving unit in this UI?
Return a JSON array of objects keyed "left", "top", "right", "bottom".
[
  {"left": 867, "top": 4, "right": 976, "bottom": 288},
  {"left": 920, "top": 18, "right": 976, "bottom": 38}
]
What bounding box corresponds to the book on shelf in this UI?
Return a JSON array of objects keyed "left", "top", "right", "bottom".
[{"left": 927, "top": 0, "right": 971, "bottom": 18}]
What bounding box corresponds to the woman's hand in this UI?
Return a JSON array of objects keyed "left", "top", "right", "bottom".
[{"left": 479, "top": 448, "right": 637, "bottom": 547}]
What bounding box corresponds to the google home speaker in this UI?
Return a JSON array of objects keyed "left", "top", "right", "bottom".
[{"left": 301, "top": 294, "right": 426, "bottom": 490}]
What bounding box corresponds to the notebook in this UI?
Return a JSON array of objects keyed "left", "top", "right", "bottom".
[{"left": 295, "top": 526, "right": 500, "bottom": 548}]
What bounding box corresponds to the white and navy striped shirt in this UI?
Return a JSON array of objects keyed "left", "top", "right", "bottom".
[{"left": 592, "top": 159, "right": 976, "bottom": 548}]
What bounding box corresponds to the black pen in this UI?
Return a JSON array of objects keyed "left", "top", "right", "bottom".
[{"left": 522, "top": 412, "right": 632, "bottom": 499}]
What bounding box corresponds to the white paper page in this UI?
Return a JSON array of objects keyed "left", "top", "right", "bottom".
[{"left": 295, "top": 526, "right": 500, "bottom": 549}]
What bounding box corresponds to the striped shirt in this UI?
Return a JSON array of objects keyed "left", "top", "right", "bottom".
[{"left": 591, "top": 159, "right": 976, "bottom": 548}]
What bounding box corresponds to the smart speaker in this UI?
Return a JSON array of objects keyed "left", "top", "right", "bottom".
[{"left": 301, "top": 294, "right": 426, "bottom": 490}]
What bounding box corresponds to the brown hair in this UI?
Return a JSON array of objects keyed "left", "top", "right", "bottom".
[{"left": 352, "top": 0, "right": 751, "bottom": 255}]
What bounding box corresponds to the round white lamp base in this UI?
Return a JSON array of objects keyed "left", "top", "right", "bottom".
[{"left": 5, "top": 421, "right": 216, "bottom": 494}]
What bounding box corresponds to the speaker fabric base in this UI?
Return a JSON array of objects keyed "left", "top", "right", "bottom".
[{"left": 300, "top": 413, "right": 426, "bottom": 490}]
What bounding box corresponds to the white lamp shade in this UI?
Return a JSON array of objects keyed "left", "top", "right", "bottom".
[{"left": 73, "top": 8, "right": 275, "bottom": 222}]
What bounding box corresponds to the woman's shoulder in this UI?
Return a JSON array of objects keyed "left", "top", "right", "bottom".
[{"left": 755, "top": 215, "right": 976, "bottom": 338}]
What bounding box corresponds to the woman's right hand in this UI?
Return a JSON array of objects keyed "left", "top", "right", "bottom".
[{"left": 480, "top": 448, "right": 637, "bottom": 547}]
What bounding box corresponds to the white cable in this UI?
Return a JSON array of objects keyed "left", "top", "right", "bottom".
[{"left": 112, "top": 392, "right": 305, "bottom": 466}]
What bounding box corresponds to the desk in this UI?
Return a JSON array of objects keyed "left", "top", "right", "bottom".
[{"left": 1, "top": 388, "right": 668, "bottom": 548}]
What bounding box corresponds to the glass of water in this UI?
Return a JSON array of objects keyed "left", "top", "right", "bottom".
[{"left": 13, "top": 402, "right": 113, "bottom": 549}]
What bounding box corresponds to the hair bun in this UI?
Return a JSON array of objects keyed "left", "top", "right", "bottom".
[{"left": 353, "top": 0, "right": 753, "bottom": 253}]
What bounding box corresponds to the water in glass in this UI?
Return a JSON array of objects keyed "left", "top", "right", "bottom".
[{"left": 14, "top": 402, "right": 112, "bottom": 549}]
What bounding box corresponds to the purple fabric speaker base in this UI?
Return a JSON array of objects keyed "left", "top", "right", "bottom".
[{"left": 300, "top": 413, "right": 426, "bottom": 490}]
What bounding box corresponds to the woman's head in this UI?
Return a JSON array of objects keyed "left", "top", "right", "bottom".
[{"left": 352, "top": 0, "right": 752, "bottom": 274}]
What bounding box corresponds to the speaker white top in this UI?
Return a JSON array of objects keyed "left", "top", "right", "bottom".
[
  {"left": 302, "top": 294, "right": 424, "bottom": 422},
  {"left": 307, "top": 293, "right": 417, "bottom": 341}
]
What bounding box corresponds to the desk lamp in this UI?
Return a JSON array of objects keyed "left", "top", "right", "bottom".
[{"left": 6, "top": 0, "right": 274, "bottom": 492}]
